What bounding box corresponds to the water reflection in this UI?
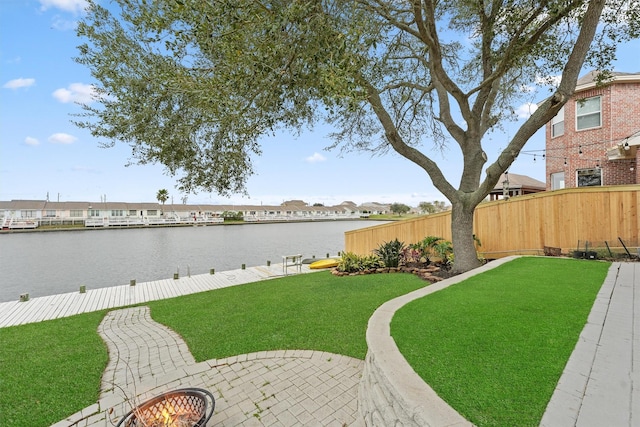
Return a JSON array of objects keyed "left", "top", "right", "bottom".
[{"left": 0, "top": 220, "right": 380, "bottom": 302}]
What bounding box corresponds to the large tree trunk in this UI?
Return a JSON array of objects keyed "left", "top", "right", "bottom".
[{"left": 450, "top": 200, "right": 481, "bottom": 274}]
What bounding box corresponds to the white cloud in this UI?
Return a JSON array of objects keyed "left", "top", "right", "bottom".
[
  {"left": 305, "top": 152, "right": 327, "bottom": 163},
  {"left": 535, "top": 74, "right": 562, "bottom": 88},
  {"left": 24, "top": 137, "right": 40, "bottom": 146},
  {"left": 48, "top": 133, "right": 77, "bottom": 144},
  {"left": 39, "top": 0, "right": 89, "bottom": 14},
  {"left": 50, "top": 16, "right": 78, "bottom": 31},
  {"left": 3, "top": 78, "right": 35, "bottom": 89},
  {"left": 52, "top": 83, "right": 96, "bottom": 104},
  {"left": 515, "top": 102, "right": 538, "bottom": 119}
]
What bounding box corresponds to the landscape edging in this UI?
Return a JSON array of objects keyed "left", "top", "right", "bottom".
[{"left": 358, "top": 256, "right": 520, "bottom": 426}]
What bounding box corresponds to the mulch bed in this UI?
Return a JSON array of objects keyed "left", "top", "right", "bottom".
[
  {"left": 332, "top": 253, "right": 639, "bottom": 284},
  {"left": 331, "top": 262, "right": 458, "bottom": 284}
]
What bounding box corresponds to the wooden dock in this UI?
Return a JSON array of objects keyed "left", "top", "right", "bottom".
[{"left": 0, "top": 262, "right": 316, "bottom": 328}]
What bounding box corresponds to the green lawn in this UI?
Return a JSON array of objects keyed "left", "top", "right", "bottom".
[
  {"left": 392, "top": 257, "right": 610, "bottom": 427},
  {"left": 146, "top": 271, "right": 428, "bottom": 361},
  {"left": 0, "top": 311, "right": 108, "bottom": 427},
  {"left": 0, "top": 271, "right": 427, "bottom": 427},
  {"left": 0, "top": 258, "right": 611, "bottom": 427}
]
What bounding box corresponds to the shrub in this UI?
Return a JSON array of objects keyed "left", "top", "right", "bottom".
[
  {"left": 336, "top": 252, "right": 382, "bottom": 273},
  {"left": 374, "top": 238, "right": 405, "bottom": 268},
  {"left": 407, "top": 236, "right": 444, "bottom": 265},
  {"left": 434, "top": 240, "right": 454, "bottom": 269},
  {"left": 400, "top": 247, "right": 423, "bottom": 265},
  {"left": 221, "top": 210, "right": 243, "bottom": 221}
]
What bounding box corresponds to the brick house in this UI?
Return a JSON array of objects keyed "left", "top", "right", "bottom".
[{"left": 545, "top": 71, "right": 640, "bottom": 190}]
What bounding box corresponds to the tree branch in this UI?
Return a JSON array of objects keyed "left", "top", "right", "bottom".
[
  {"left": 363, "top": 78, "right": 458, "bottom": 200},
  {"left": 479, "top": 0, "right": 607, "bottom": 199}
]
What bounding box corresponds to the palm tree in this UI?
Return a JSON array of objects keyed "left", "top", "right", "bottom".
[{"left": 156, "top": 189, "right": 169, "bottom": 214}]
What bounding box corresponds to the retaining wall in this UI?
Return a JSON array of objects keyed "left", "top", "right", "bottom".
[{"left": 358, "top": 257, "right": 517, "bottom": 426}]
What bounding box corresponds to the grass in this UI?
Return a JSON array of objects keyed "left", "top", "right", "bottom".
[
  {"left": 147, "top": 271, "right": 427, "bottom": 361},
  {"left": 0, "top": 271, "right": 427, "bottom": 427},
  {"left": 391, "top": 257, "right": 611, "bottom": 427},
  {"left": 367, "top": 214, "right": 414, "bottom": 220},
  {"left": 0, "top": 311, "right": 108, "bottom": 427},
  {"left": 0, "top": 258, "right": 613, "bottom": 427}
]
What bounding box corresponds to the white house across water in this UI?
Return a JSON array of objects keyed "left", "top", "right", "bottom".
[{"left": 0, "top": 199, "right": 390, "bottom": 229}]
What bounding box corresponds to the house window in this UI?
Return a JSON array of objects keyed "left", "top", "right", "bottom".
[
  {"left": 89, "top": 209, "right": 100, "bottom": 217},
  {"left": 23, "top": 210, "right": 35, "bottom": 218},
  {"left": 70, "top": 210, "right": 83, "bottom": 217},
  {"left": 551, "top": 172, "right": 565, "bottom": 190},
  {"left": 45, "top": 210, "right": 56, "bottom": 217},
  {"left": 111, "top": 210, "right": 124, "bottom": 217},
  {"left": 577, "top": 168, "right": 602, "bottom": 187},
  {"left": 551, "top": 106, "right": 564, "bottom": 137},
  {"left": 576, "top": 96, "right": 601, "bottom": 131},
  {"left": 147, "top": 210, "right": 158, "bottom": 216},
  {"left": 128, "top": 210, "right": 137, "bottom": 216}
]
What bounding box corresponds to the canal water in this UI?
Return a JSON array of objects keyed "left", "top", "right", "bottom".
[{"left": 0, "top": 220, "right": 382, "bottom": 302}]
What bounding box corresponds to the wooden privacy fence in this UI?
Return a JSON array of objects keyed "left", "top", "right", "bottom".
[{"left": 345, "top": 185, "right": 639, "bottom": 258}]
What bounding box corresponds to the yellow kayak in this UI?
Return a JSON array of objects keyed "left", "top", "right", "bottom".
[{"left": 309, "top": 258, "right": 341, "bottom": 269}]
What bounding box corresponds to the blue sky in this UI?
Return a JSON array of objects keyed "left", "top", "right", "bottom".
[{"left": 1, "top": 1, "right": 638, "bottom": 207}]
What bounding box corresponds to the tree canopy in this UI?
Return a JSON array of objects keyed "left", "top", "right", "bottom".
[
  {"left": 390, "top": 202, "right": 411, "bottom": 215},
  {"left": 75, "top": 0, "right": 638, "bottom": 272},
  {"left": 156, "top": 188, "right": 169, "bottom": 205},
  {"left": 419, "top": 200, "right": 448, "bottom": 214}
]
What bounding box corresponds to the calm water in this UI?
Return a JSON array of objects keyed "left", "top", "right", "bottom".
[{"left": 0, "top": 220, "right": 381, "bottom": 302}]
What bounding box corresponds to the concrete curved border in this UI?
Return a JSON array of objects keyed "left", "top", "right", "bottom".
[{"left": 358, "top": 256, "right": 519, "bottom": 426}]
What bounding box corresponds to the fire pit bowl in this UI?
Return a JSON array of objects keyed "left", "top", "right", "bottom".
[{"left": 116, "top": 388, "right": 215, "bottom": 427}]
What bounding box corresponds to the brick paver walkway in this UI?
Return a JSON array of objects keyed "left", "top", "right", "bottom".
[{"left": 64, "top": 306, "right": 364, "bottom": 427}]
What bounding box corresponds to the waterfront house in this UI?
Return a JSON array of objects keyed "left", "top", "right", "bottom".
[{"left": 0, "top": 199, "right": 369, "bottom": 229}]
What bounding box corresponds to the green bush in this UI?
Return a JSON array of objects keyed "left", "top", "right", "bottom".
[
  {"left": 374, "top": 238, "right": 405, "bottom": 267},
  {"left": 407, "top": 236, "right": 444, "bottom": 264},
  {"left": 221, "top": 210, "right": 243, "bottom": 221},
  {"left": 336, "top": 252, "right": 382, "bottom": 273},
  {"left": 434, "top": 240, "right": 454, "bottom": 269}
]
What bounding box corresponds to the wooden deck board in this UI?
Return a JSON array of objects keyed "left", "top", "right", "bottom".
[
  {"left": 0, "top": 302, "right": 21, "bottom": 327},
  {"left": 40, "top": 293, "right": 69, "bottom": 321},
  {"left": 0, "top": 263, "right": 315, "bottom": 328}
]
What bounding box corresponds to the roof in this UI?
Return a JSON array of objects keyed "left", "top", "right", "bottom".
[
  {"left": 0, "top": 200, "right": 47, "bottom": 210},
  {"left": 43, "top": 201, "right": 92, "bottom": 209},
  {"left": 0, "top": 199, "right": 391, "bottom": 212},
  {"left": 281, "top": 200, "right": 308, "bottom": 207},
  {"left": 492, "top": 173, "right": 546, "bottom": 191},
  {"left": 575, "top": 71, "right": 640, "bottom": 91}
]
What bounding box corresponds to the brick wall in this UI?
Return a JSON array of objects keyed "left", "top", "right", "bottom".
[{"left": 545, "top": 80, "right": 640, "bottom": 189}]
